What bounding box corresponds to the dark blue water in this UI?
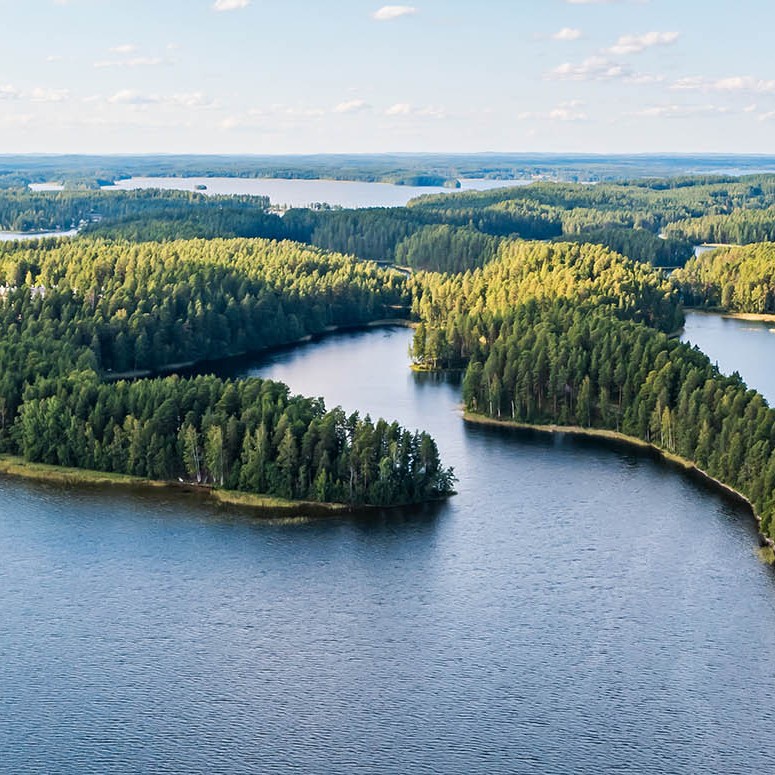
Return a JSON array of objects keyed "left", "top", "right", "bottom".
[{"left": 3, "top": 325, "right": 775, "bottom": 774}]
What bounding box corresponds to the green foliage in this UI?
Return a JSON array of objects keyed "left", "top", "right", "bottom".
[
  {"left": 673, "top": 243, "right": 775, "bottom": 313},
  {"left": 665, "top": 207, "right": 775, "bottom": 244},
  {"left": 14, "top": 374, "right": 454, "bottom": 505},
  {"left": 409, "top": 240, "right": 681, "bottom": 370},
  {"left": 395, "top": 225, "right": 499, "bottom": 272},
  {"left": 457, "top": 303, "right": 775, "bottom": 540},
  {"left": 560, "top": 227, "right": 693, "bottom": 268},
  {"left": 0, "top": 236, "right": 453, "bottom": 505},
  {"left": 0, "top": 236, "right": 408, "bottom": 377},
  {"left": 409, "top": 232, "right": 775, "bottom": 541},
  {"left": 0, "top": 188, "right": 273, "bottom": 233}
]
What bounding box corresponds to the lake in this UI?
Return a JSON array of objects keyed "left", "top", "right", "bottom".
[
  {"left": 0, "top": 228, "right": 78, "bottom": 242},
  {"left": 3, "top": 321, "right": 775, "bottom": 773},
  {"left": 682, "top": 310, "right": 775, "bottom": 404},
  {"left": 102, "top": 176, "right": 529, "bottom": 209}
]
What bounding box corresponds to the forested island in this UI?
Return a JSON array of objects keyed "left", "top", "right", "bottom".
[{"left": 4, "top": 169, "right": 775, "bottom": 537}]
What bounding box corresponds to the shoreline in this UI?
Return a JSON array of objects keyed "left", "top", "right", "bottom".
[
  {"left": 723, "top": 312, "right": 775, "bottom": 323},
  {"left": 105, "top": 318, "right": 415, "bottom": 381},
  {"left": 684, "top": 307, "right": 775, "bottom": 324},
  {"left": 0, "top": 454, "right": 451, "bottom": 519},
  {"left": 0, "top": 455, "right": 358, "bottom": 519},
  {"left": 462, "top": 412, "right": 775, "bottom": 556}
]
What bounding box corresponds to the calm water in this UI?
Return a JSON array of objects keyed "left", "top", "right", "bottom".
[
  {"left": 102, "top": 176, "right": 527, "bottom": 208},
  {"left": 4, "top": 325, "right": 775, "bottom": 773},
  {"left": 0, "top": 228, "right": 78, "bottom": 242},
  {"left": 682, "top": 310, "right": 775, "bottom": 404}
]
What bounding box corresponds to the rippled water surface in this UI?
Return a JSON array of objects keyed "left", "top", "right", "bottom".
[{"left": 3, "top": 325, "right": 775, "bottom": 774}]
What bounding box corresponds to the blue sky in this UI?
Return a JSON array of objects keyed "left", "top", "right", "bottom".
[{"left": 1, "top": 0, "right": 774, "bottom": 154}]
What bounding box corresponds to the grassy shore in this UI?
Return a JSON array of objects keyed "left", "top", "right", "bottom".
[
  {"left": 463, "top": 412, "right": 774, "bottom": 558},
  {"left": 0, "top": 454, "right": 354, "bottom": 518}
]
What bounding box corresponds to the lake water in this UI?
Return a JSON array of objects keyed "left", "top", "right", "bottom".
[
  {"left": 4, "top": 323, "right": 775, "bottom": 772},
  {"left": 682, "top": 310, "right": 775, "bottom": 404},
  {"left": 0, "top": 228, "right": 78, "bottom": 242},
  {"left": 102, "top": 177, "right": 528, "bottom": 209}
]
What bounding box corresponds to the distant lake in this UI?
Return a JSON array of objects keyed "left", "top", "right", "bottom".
[
  {"left": 102, "top": 176, "right": 530, "bottom": 208},
  {"left": 0, "top": 228, "right": 78, "bottom": 242},
  {"left": 28, "top": 183, "right": 65, "bottom": 192},
  {"left": 692, "top": 244, "right": 740, "bottom": 258}
]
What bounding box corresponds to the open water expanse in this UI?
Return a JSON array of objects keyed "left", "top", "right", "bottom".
[
  {"left": 102, "top": 176, "right": 526, "bottom": 208},
  {"left": 0, "top": 229, "right": 78, "bottom": 242},
  {"left": 3, "top": 321, "right": 775, "bottom": 773}
]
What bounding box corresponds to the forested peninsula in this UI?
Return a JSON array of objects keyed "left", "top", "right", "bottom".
[
  {"left": 410, "top": 241, "right": 775, "bottom": 543},
  {"left": 0, "top": 236, "right": 454, "bottom": 509}
]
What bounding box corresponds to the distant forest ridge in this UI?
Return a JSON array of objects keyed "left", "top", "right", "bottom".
[{"left": 4, "top": 153, "right": 775, "bottom": 189}]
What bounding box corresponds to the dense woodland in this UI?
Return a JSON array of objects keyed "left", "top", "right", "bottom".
[
  {"left": 409, "top": 241, "right": 681, "bottom": 370},
  {"left": 9, "top": 174, "right": 775, "bottom": 272},
  {"left": 0, "top": 236, "right": 454, "bottom": 505},
  {"left": 0, "top": 188, "right": 274, "bottom": 234},
  {"left": 664, "top": 208, "right": 775, "bottom": 245},
  {"left": 410, "top": 239, "right": 775, "bottom": 541},
  {"left": 673, "top": 243, "right": 775, "bottom": 313}
]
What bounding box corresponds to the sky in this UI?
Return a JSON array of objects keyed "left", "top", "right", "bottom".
[{"left": 1, "top": 0, "right": 774, "bottom": 154}]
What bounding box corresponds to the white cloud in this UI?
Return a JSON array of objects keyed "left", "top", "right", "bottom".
[
  {"left": 385, "top": 103, "right": 446, "bottom": 118},
  {"left": 672, "top": 75, "right": 775, "bottom": 94},
  {"left": 94, "top": 57, "right": 165, "bottom": 68},
  {"left": 547, "top": 56, "right": 627, "bottom": 81},
  {"left": 30, "top": 87, "right": 70, "bottom": 103},
  {"left": 546, "top": 55, "right": 662, "bottom": 84},
  {"left": 333, "top": 99, "right": 371, "bottom": 114},
  {"left": 221, "top": 104, "right": 325, "bottom": 130},
  {"left": 631, "top": 104, "right": 729, "bottom": 118},
  {"left": 386, "top": 103, "right": 412, "bottom": 115},
  {"left": 373, "top": 5, "right": 416, "bottom": 21},
  {"left": 110, "top": 43, "right": 137, "bottom": 54},
  {"left": 213, "top": 0, "right": 250, "bottom": 10},
  {"left": 162, "top": 92, "right": 214, "bottom": 108},
  {"left": 519, "top": 101, "right": 588, "bottom": 122},
  {"left": 552, "top": 27, "right": 583, "bottom": 41},
  {"left": 106, "top": 90, "right": 215, "bottom": 108},
  {"left": 0, "top": 113, "right": 34, "bottom": 127},
  {"left": 0, "top": 84, "right": 20, "bottom": 100},
  {"left": 108, "top": 90, "right": 158, "bottom": 106},
  {"left": 415, "top": 105, "right": 446, "bottom": 118},
  {"left": 606, "top": 31, "right": 678, "bottom": 55}
]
